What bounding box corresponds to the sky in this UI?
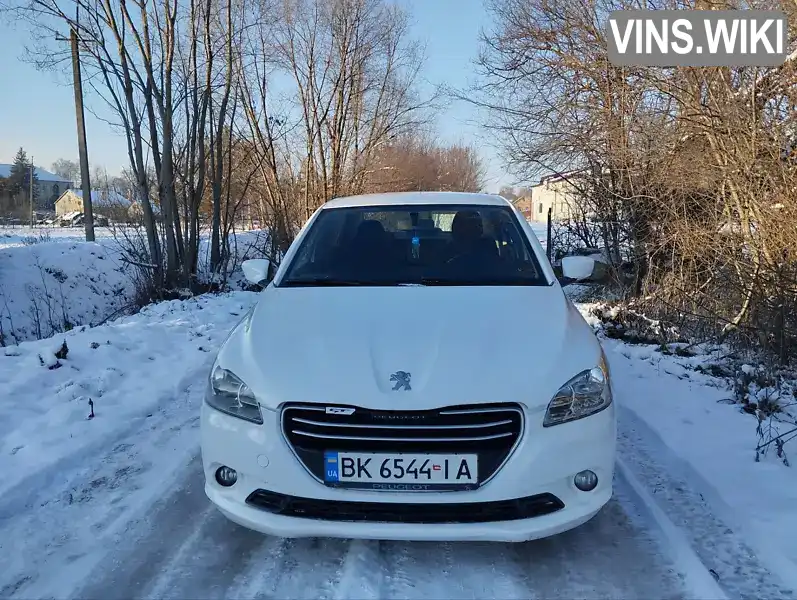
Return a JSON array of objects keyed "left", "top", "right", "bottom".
[{"left": 0, "top": 0, "right": 519, "bottom": 192}]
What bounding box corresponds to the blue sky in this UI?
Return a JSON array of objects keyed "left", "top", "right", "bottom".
[{"left": 0, "top": 0, "right": 516, "bottom": 191}]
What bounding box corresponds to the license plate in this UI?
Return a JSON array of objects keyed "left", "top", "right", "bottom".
[{"left": 323, "top": 451, "right": 478, "bottom": 491}]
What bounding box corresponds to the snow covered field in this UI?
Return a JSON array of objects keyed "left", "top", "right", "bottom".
[
  {"left": 0, "top": 226, "right": 122, "bottom": 250},
  {"left": 1, "top": 222, "right": 796, "bottom": 598},
  {"left": 0, "top": 226, "right": 268, "bottom": 345},
  {"left": 0, "top": 235, "right": 134, "bottom": 344}
]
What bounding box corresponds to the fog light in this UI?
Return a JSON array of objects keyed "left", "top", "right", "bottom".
[
  {"left": 215, "top": 466, "right": 237, "bottom": 487},
  {"left": 574, "top": 470, "right": 598, "bottom": 491}
]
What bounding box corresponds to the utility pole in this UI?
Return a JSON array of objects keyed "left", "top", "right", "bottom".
[
  {"left": 70, "top": 28, "right": 94, "bottom": 242},
  {"left": 30, "top": 156, "right": 35, "bottom": 229},
  {"left": 58, "top": 23, "right": 94, "bottom": 241}
]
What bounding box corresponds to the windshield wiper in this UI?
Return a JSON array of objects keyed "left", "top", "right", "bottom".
[
  {"left": 280, "top": 277, "right": 540, "bottom": 287},
  {"left": 280, "top": 277, "right": 394, "bottom": 287},
  {"left": 418, "top": 277, "right": 536, "bottom": 286}
]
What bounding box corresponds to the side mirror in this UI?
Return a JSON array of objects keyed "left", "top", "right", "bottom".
[
  {"left": 241, "top": 259, "right": 271, "bottom": 286},
  {"left": 561, "top": 255, "right": 596, "bottom": 281}
]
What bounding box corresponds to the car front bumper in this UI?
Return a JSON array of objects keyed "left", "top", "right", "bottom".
[{"left": 200, "top": 402, "right": 616, "bottom": 542}]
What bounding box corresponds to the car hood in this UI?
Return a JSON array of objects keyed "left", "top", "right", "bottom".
[{"left": 215, "top": 285, "right": 602, "bottom": 412}]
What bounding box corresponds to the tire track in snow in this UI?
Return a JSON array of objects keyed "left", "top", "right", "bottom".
[
  {"left": 509, "top": 498, "right": 688, "bottom": 599},
  {"left": 618, "top": 405, "right": 796, "bottom": 599},
  {"left": 0, "top": 361, "right": 211, "bottom": 525},
  {"left": 330, "top": 539, "right": 386, "bottom": 600},
  {"left": 71, "top": 456, "right": 285, "bottom": 600},
  {"left": 140, "top": 508, "right": 273, "bottom": 599},
  {"left": 442, "top": 541, "right": 533, "bottom": 600},
  {"left": 615, "top": 459, "right": 727, "bottom": 600},
  {"left": 221, "top": 536, "right": 292, "bottom": 599},
  {"left": 241, "top": 537, "right": 360, "bottom": 599},
  {"left": 69, "top": 458, "right": 212, "bottom": 600},
  {"left": 381, "top": 540, "right": 455, "bottom": 599},
  {"left": 0, "top": 383, "right": 207, "bottom": 600}
]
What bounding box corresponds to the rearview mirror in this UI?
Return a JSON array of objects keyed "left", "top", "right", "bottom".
[
  {"left": 241, "top": 259, "right": 271, "bottom": 286},
  {"left": 561, "top": 256, "right": 596, "bottom": 281}
]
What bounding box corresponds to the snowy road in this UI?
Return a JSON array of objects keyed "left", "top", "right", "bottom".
[
  {"left": 1, "top": 379, "right": 694, "bottom": 600},
  {"left": 0, "top": 380, "right": 724, "bottom": 600},
  {"left": 69, "top": 459, "right": 687, "bottom": 600},
  {"left": 13, "top": 451, "right": 690, "bottom": 599},
  {"left": 2, "top": 293, "right": 795, "bottom": 599},
  {"left": 0, "top": 409, "right": 787, "bottom": 600}
]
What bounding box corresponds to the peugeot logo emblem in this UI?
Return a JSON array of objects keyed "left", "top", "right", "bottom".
[{"left": 390, "top": 371, "right": 411, "bottom": 391}]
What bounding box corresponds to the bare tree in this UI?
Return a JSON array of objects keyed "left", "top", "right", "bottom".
[
  {"left": 7, "top": 0, "right": 483, "bottom": 298},
  {"left": 474, "top": 0, "right": 797, "bottom": 359},
  {"left": 499, "top": 185, "right": 518, "bottom": 201},
  {"left": 51, "top": 158, "right": 81, "bottom": 183},
  {"left": 365, "top": 134, "right": 485, "bottom": 192},
  {"left": 9, "top": 0, "right": 245, "bottom": 288},
  {"left": 236, "top": 0, "right": 436, "bottom": 264}
]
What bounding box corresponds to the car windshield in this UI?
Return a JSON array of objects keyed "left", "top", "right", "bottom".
[{"left": 278, "top": 204, "right": 547, "bottom": 287}]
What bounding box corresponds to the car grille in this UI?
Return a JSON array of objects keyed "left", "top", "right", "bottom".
[
  {"left": 281, "top": 402, "right": 523, "bottom": 489},
  {"left": 246, "top": 490, "right": 564, "bottom": 523}
]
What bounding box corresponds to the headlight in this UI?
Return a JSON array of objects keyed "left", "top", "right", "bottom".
[
  {"left": 543, "top": 356, "right": 612, "bottom": 427},
  {"left": 206, "top": 366, "right": 263, "bottom": 424}
]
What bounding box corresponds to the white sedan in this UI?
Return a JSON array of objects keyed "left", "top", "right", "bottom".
[{"left": 200, "top": 191, "right": 616, "bottom": 542}]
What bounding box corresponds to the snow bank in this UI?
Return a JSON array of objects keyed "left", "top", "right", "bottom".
[
  {"left": 0, "top": 291, "right": 259, "bottom": 503},
  {"left": 0, "top": 237, "right": 135, "bottom": 345},
  {"left": 0, "top": 226, "right": 270, "bottom": 345},
  {"left": 576, "top": 303, "right": 797, "bottom": 591},
  {"left": 0, "top": 226, "right": 120, "bottom": 250}
]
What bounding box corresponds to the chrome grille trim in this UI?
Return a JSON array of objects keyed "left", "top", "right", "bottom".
[
  {"left": 280, "top": 403, "right": 525, "bottom": 491},
  {"left": 291, "top": 416, "right": 514, "bottom": 430},
  {"left": 439, "top": 407, "right": 522, "bottom": 415},
  {"left": 290, "top": 430, "right": 514, "bottom": 442}
]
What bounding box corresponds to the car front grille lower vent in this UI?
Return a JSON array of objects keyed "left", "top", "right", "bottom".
[
  {"left": 245, "top": 490, "right": 564, "bottom": 523},
  {"left": 281, "top": 402, "right": 523, "bottom": 488}
]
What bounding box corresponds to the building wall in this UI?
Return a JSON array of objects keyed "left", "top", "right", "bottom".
[
  {"left": 38, "top": 180, "right": 73, "bottom": 211},
  {"left": 55, "top": 192, "right": 84, "bottom": 216},
  {"left": 56, "top": 190, "right": 133, "bottom": 222},
  {"left": 0, "top": 165, "right": 72, "bottom": 213},
  {"left": 512, "top": 196, "right": 533, "bottom": 220},
  {"left": 530, "top": 178, "right": 578, "bottom": 222}
]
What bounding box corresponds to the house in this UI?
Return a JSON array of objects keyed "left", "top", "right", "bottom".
[
  {"left": 528, "top": 173, "right": 581, "bottom": 222},
  {"left": 55, "top": 189, "right": 131, "bottom": 222},
  {"left": 0, "top": 164, "right": 74, "bottom": 213},
  {"left": 128, "top": 199, "right": 162, "bottom": 221},
  {"left": 511, "top": 195, "right": 534, "bottom": 220}
]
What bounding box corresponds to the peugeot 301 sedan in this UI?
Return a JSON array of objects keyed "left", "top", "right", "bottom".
[{"left": 200, "top": 191, "right": 616, "bottom": 542}]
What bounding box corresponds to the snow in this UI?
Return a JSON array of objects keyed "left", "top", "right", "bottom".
[
  {"left": 0, "top": 292, "right": 258, "bottom": 501},
  {"left": 0, "top": 293, "right": 261, "bottom": 600},
  {"left": 528, "top": 221, "right": 548, "bottom": 246},
  {"left": 0, "top": 236, "right": 135, "bottom": 345},
  {"left": 0, "top": 223, "right": 795, "bottom": 598},
  {"left": 0, "top": 226, "right": 270, "bottom": 344},
  {"left": 614, "top": 458, "right": 728, "bottom": 600},
  {"left": 583, "top": 314, "right": 797, "bottom": 595},
  {"left": 69, "top": 189, "right": 131, "bottom": 208},
  {"left": 0, "top": 226, "right": 120, "bottom": 249}
]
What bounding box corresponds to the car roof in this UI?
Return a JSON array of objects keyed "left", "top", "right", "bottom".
[{"left": 321, "top": 191, "right": 512, "bottom": 210}]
